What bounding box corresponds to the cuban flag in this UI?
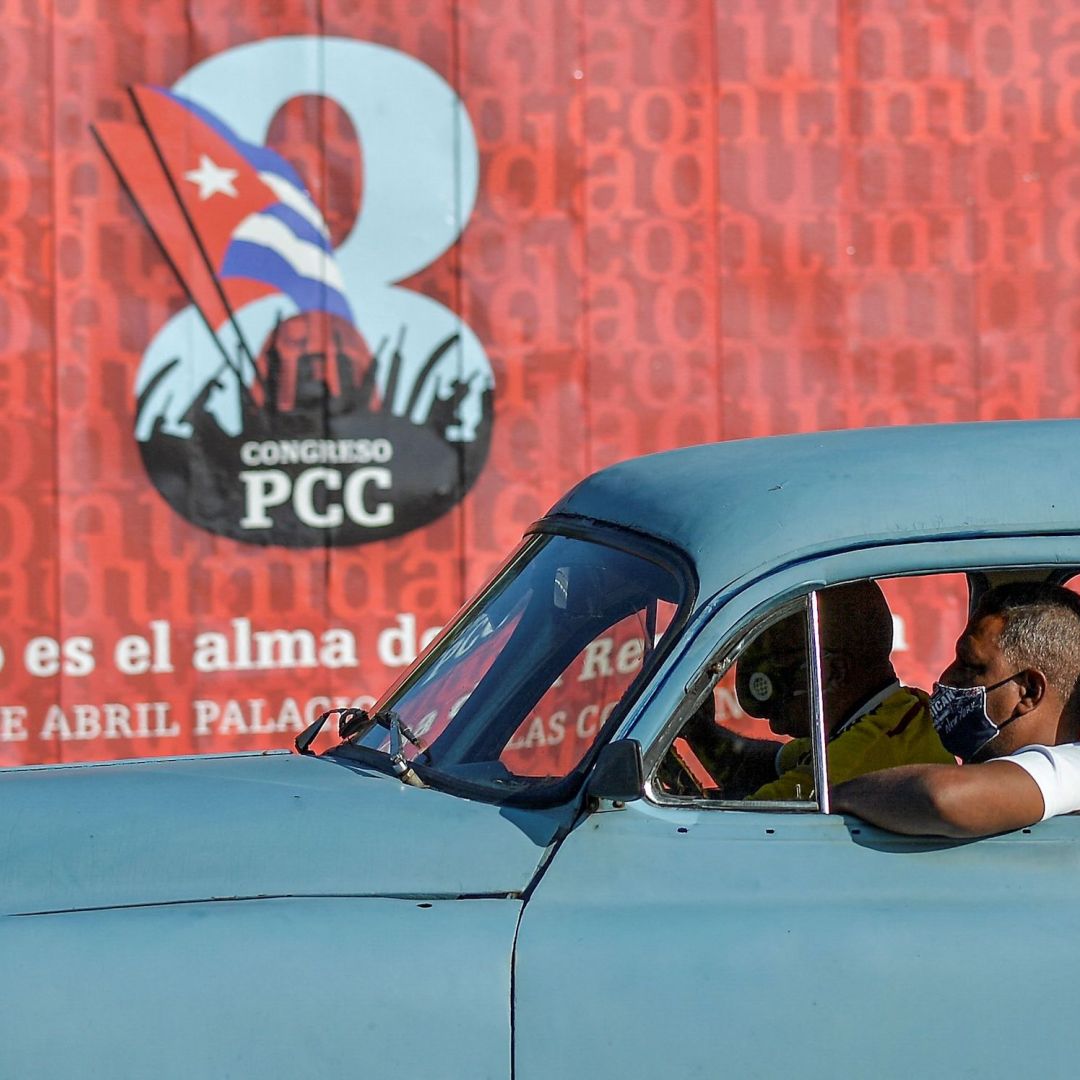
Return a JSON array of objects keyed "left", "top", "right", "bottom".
[{"left": 93, "top": 85, "right": 353, "bottom": 331}]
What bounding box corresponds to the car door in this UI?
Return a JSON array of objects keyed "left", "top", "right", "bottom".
[
  {"left": 513, "top": 541, "right": 1080, "bottom": 1079},
  {"left": 514, "top": 797, "right": 1080, "bottom": 1079}
]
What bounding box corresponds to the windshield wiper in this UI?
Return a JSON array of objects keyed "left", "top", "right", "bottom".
[
  {"left": 294, "top": 707, "right": 371, "bottom": 755},
  {"left": 373, "top": 710, "right": 428, "bottom": 788},
  {"left": 295, "top": 706, "right": 429, "bottom": 789}
]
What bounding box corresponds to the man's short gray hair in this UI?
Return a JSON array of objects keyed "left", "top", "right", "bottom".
[{"left": 976, "top": 583, "right": 1080, "bottom": 703}]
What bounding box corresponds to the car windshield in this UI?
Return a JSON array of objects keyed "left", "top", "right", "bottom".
[{"left": 341, "top": 532, "right": 689, "bottom": 802}]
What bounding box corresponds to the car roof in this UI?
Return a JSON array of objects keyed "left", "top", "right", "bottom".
[{"left": 546, "top": 420, "right": 1080, "bottom": 595}]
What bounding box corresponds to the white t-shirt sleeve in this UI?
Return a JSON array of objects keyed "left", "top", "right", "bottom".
[{"left": 1003, "top": 743, "right": 1080, "bottom": 821}]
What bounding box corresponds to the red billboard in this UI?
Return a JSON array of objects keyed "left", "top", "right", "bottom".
[{"left": 1, "top": 1, "right": 1078, "bottom": 765}]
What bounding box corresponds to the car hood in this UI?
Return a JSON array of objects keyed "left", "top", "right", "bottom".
[{"left": 0, "top": 751, "right": 564, "bottom": 915}]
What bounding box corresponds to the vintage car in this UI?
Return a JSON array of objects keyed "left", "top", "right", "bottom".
[{"left": 3, "top": 419, "right": 1080, "bottom": 1078}]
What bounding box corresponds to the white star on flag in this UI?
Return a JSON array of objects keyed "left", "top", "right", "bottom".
[{"left": 184, "top": 154, "right": 239, "bottom": 200}]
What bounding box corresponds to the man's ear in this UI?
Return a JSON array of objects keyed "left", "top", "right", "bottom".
[{"left": 1016, "top": 669, "right": 1046, "bottom": 713}]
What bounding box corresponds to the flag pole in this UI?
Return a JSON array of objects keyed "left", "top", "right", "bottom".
[
  {"left": 91, "top": 122, "right": 255, "bottom": 403},
  {"left": 126, "top": 87, "right": 266, "bottom": 400}
]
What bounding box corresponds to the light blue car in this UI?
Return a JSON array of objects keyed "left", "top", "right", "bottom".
[{"left": 4, "top": 420, "right": 1079, "bottom": 1078}]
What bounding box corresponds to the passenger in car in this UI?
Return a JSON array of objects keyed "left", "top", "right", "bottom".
[
  {"left": 659, "top": 581, "right": 953, "bottom": 800},
  {"left": 741, "top": 580, "right": 954, "bottom": 800},
  {"left": 832, "top": 583, "right": 1080, "bottom": 836}
]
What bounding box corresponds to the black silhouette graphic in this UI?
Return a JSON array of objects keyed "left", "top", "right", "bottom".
[{"left": 136, "top": 312, "right": 494, "bottom": 548}]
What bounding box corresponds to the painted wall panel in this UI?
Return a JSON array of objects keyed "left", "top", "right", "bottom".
[{"left": 0, "top": 0, "right": 1077, "bottom": 765}]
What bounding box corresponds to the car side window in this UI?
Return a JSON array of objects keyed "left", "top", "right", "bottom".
[
  {"left": 652, "top": 574, "right": 969, "bottom": 811},
  {"left": 652, "top": 598, "right": 821, "bottom": 807}
]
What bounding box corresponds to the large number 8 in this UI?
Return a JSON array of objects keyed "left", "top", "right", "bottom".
[{"left": 159, "top": 36, "right": 490, "bottom": 440}]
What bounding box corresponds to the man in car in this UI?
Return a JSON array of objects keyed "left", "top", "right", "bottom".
[
  {"left": 662, "top": 580, "right": 953, "bottom": 799},
  {"left": 832, "top": 582, "right": 1080, "bottom": 836},
  {"left": 740, "top": 580, "right": 953, "bottom": 800}
]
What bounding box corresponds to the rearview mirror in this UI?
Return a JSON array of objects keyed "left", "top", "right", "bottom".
[{"left": 553, "top": 564, "right": 605, "bottom": 618}]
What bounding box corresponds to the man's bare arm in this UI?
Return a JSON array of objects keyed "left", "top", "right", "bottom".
[{"left": 831, "top": 760, "right": 1046, "bottom": 838}]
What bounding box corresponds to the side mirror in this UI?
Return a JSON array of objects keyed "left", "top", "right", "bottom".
[{"left": 587, "top": 739, "right": 644, "bottom": 802}]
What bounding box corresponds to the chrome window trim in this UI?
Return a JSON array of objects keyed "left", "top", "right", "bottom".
[
  {"left": 643, "top": 593, "right": 826, "bottom": 813},
  {"left": 644, "top": 781, "right": 820, "bottom": 814},
  {"left": 807, "top": 589, "right": 830, "bottom": 814}
]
